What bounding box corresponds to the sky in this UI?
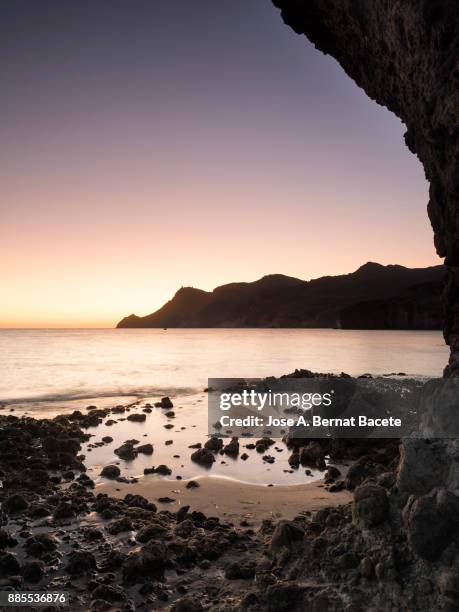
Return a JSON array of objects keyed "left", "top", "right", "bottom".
[{"left": 1, "top": 0, "right": 439, "bottom": 327}]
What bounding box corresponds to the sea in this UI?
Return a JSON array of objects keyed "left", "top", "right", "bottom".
[
  {"left": 0, "top": 328, "right": 447, "bottom": 406},
  {"left": 0, "top": 328, "right": 447, "bottom": 485}
]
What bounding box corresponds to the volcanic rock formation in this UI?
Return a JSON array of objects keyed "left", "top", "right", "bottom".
[
  {"left": 273, "top": 0, "right": 459, "bottom": 375},
  {"left": 272, "top": 0, "right": 459, "bottom": 607}
]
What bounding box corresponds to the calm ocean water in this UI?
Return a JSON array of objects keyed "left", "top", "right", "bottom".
[{"left": 0, "top": 328, "right": 448, "bottom": 405}]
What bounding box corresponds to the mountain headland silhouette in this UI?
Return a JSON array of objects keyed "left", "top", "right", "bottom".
[{"left": 117, "top": 262, "right": 445, "bottom": 329}]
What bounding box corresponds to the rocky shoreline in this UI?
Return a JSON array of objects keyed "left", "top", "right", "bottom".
[{"left": 0, "top": 377, "right": 455, "bottom": 611}]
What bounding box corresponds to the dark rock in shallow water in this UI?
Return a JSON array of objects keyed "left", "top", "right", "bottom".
[
  {"left": 186, "top": 480, "right": 200, "bottom": 489},
  {"left": 299, "top": 441, "right": 325, "bottom": 466},
  {"left": 101, "top": 436, "right": 113, "bottom": 444},
  {"left": 352, "top": 484, "right": 389, "bottom": 528},
  {"left": 222, "top": 437, "right": 239, "bottom": 457},
  {"left": 77, "top": 472, "right": 95, "bottom": 488},
  {"left": 136, "top": 443, "right": 153, "bottom": 455},
  {"left": 204, "top": 437, "right": 223, "bottom": 452},
  {"left": 111, "top": 405, "right": 125, "bottom": 414},
  {"left": 123, "top": 493, "right": 156, "bottom": 512},
  {"left": 126, "top": 413, "right": 146, "bottom": 422},
  {"left": 154, "top": 464, "right": 172, "bottom": 476},
  {"left": 256, "top": 437, "right": 275, "bottom": 449},
  {"left": 191, "top": 448, "right": 215, "bottom": 466},
  {"left": 100, "top": 465, "right": 120, "bottom": 479},
  {"left": 114, "top": 442, "right": 137, "bottom": 460}
]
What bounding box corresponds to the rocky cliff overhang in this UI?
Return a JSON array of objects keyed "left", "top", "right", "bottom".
[{"left": 273, "top": 0, "right": 459, "bottom": 374}]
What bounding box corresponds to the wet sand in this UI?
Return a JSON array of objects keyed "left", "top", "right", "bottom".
[
  {"left": 99, "top": 475, "right": 351, "bottom": 525},
  {"left": 12, "top": 392, "right": 352, "bottom": 526}
]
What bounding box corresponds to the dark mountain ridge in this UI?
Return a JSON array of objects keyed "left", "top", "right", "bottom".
[{"left": 117, "top": 262, "right": 445, "bottom": 329}]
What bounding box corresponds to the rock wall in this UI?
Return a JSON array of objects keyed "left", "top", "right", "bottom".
[
  {"left": 272, "top": 0, "right": 459, "bottom": 375},
  {"left": 272, "top": 1, "right": 459, "bottom": 599}
]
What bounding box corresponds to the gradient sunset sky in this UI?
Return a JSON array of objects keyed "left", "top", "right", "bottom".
[{"left": 2, "top": 0, "right": 439, "bottom": 327}]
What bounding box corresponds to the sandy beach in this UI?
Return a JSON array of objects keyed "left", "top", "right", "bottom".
[{"left": 99, "top": 475, "right": 352, "bottom": 525}]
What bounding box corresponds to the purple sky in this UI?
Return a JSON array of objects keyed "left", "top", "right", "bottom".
[{"left": 1, "top": 0, "right": 438, "bottom": 326}]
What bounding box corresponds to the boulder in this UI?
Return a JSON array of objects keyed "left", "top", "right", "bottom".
[
  {"left": 0, "top": 529, "right": 17, "bottom": 549},
  {"left": 324, "top": 466, "right": 341, "bottom": 483},
  {"left": 191, "top": 448, "right": 215, "bottom": 466},
  {"left": 114, "top": 442, "right": 137, "bottom": 460},
  {"left": 123, "top": 493, "right": 156, "bottom": 511},
  {"left": 126, "top": 413, "right": 146, "bottom": 422},
  {"left": 225, "top": 561, "right": 256, "bottom": 579},
  {"left": 25, "top": 533, "right": 58, "bottom": 558},
  {"left": 122, "top": 539, "right": 167, "bottom": 583},
  {"left": 345, "top": 456, "right": 371, "bottom": 490},
  {"left": 66, "top": 550, "right": 97, "bottom": 574},
  {"left": 204, "top": 437, "right": 223, "bottom": 452},
  {"left": 22, "top": 560, "right": 45, "bottom": 583},
  {"left": 53, "top": 502, "right": 75, "bottom": 520},
  {"left": 223, "top": 437, "right": 239, "bottom": 457},
  {"left": 136, "top": 443, "right": 153, "bottom": 455},
  {"left": 91, "top": 584, "right": 126, "bottom": 602},
  {"left": 0, "top": 551, "right": 21, "bottom": 575},
  {"left": 2, "top": 494, "right": 28, "bottom": 515},
  {"left": 155, "top": 397, "right": 173, "bottom": 409},
  {"left": 100, "top": 465, "right": 120, "bottom": 479},
  {"left": 154, "top": 464, "right": 172, "bottom": 476},
  {"left": 170, "top": 597, "right": 204, "bottom": 612},
  {"left": 397, "top": 439, "right": 448, "bottom": 497},
  {"left": 352, "top": 484, "right": 389, "bottom": 528},
  {"left": 437, "top": 569, "right": 459, "bottom": 599},
  {"left": 404, "top": 488, "right": 459, "bottom": 560},
  {"left": 136, "top": 523, "right": 168, "bottom": 543},
  {"left": 299, "top": 441, "right": 325, "bottom": 466},
  {"left": 270, "top": 520, "right": 304, "bottom": 550}
]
